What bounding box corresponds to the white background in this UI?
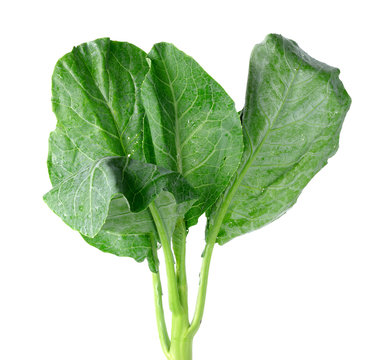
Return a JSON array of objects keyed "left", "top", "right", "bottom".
[{"left": 1, "top": 0, "right": 376, "bottom": 359}]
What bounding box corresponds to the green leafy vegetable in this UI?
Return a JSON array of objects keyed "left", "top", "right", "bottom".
[
  {"left": 44, "top": 155, "right": 196, "bottom": 237},
  {"left": 141, "top": 43, "right": 243, "bottom": 226},
  {"left": 45, "top": 34, "right": 351, "bottom": 360},
  {"left": 207, "top": 34, "right": 351, "bottom": 244},
  {"left": 46, "top": 38, "right": 197, "bottom": 270},
  {"left": 51, "top": 38, "right": 149, "bottom": 161},
  {"left": 82, "top": 191, "right": 194, "bottom": 272}
]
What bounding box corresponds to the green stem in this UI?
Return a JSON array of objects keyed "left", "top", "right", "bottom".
[
  {"left": 186, "top": 240, "right": 215, "bottom": 338},
  {"left": 169, "top": 338, "right": 193, "bottom": 360},
  {"left": 152, "top": 272, "right": 171, "bottom": 358},
  {"left": 188, "top": 168, "right": 248, "bottom": 337},
  {"left": 149, "top": 204, "right": 192, "bottom": 359},
  {"left": 150, "top": 231, "right": 170, "bottom": 357},
  {"left": 149, "top": 202, "right": 182, "bottom": 315},
  {"left": 170, "top": 219, "right": 191, "bottom": 359},
  {"left": 170, "top": 313, "right": 193, "bottom": 360},
  {"left": 173, "top": 217, "right": 189, "bottom": 314}
]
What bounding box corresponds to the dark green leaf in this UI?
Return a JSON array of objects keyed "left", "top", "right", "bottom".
[
  {"left": 141, "top": 43, "right": 243, "bottom": 227},
  {"left": 46, "top": 39, "right": 197, "bottom": 268},
  {"left": 208, "top": 34, "right": 351, "bottom": 244},
  {"left": 52, "top": 38, "right": 149, "bottom": 162}
]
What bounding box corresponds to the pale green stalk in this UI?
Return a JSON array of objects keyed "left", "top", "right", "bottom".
[
  {"left": 149, "top": 203, "right": 192, "bottom": 360},
  {"left": 150, "top": 227, "right": 171, "bottom": 358},
  {"left": 174, "top": 218, "right": 189, "bottom": 314},
  {"left": 152, "top": 272, "right": 171, "bottom": 359},
  {"left": 149, "top": 202, "right": 182, "bottom": 315},
  {"left": 188, "top": 167, "right": 248, "bottom": 337}
]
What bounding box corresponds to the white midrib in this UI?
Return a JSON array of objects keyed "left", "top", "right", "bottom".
[
  {"left": 72, "top": 51, "right": 128, "bottom": 157},
  {"left": 209, "top": 64, "right": 302, "bottom": 239},
  {"left": 244, "top": 63, "right": 301, "bottom": 171},
  {"left": 156, "top": 49, "right": 183, "bottom": 174}
]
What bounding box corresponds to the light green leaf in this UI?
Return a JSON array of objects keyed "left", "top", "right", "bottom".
[
  {"left": 52, "top": 37, "right": 149, "bottom": 161},
  {"left": 141, "top": 43, "right": 243, "bottom": 227},
  {"left": 44, "top": 156, "right": 196, "bottom": 238},
  {"left": 83, "top": 192, "right": 194, "bottom": 272},
  {"left": 208, "top": 34, "right": 351, "bottom": 245},
  {"left": 47, "top": 127, "right": 93, "bottom": 186},
  {"left": 46, "top": 39, "right": 197, "bottom": 268},
  {"left": 49, "top": 38, "right": 150, "bottom": 187},
  {"left": 81, "top": 194, "right": 156, "bottom": 271}
]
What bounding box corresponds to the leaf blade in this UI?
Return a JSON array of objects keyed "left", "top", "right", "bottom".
[
  {"left": 51, "top": 38, "right": 149, "bottom": 162},
  {"left": 47, "top": 39, "right": 199, "bottom": 268},
  {"left": 142, "top": 43, "right": 243, "bottom": 226},
  {"left": 208, "top": 34, "right": 351, "bottom": 244},
  {"left": 44, "top": 156, "right": 197, "bottom": 238},
  {"left": 82, "top": 192, "right": 194, "bottom": 272}
]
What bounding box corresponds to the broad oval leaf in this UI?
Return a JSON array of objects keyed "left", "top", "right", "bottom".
[
  {"left": 49, "top": 38, "right": 150, "bottom": 188},
  {"left": 44, "top": 156, "right": 197, "bottom": 238},
  {"left": 141, "top": 43, "right": 243, "bottom": 227},
  {"left": 208, "top": 34, "right": 351, "bottom": 245},
  {"left": 46, "top": 39, "right": 197, "bottom": 269},
  {"left": 52, "top": 37, "right": 149, "bottom": 161}
]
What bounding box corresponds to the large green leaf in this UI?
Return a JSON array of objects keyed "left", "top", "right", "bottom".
[
  {"left": 44, "top": 156, "right": 196, "bottom": 237},
  {"left": 46, "top": 39, "right": 197, "bottom": 269},
  {"left": 207, "top": 34, "right": 351, "bottom": 245},
  {"left": 141, "top": 43, "right": 243, "bottom": 227},
  {"left": 52, "top": 38, "right": 149, "bottom": 161},
  {"left": 48, "top": 128, "right": 195, "bottom": 271}
]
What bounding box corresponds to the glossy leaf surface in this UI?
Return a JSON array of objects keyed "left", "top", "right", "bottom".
[
  {"left": 83, "top": 192, "right": 194, "bottom": 272},
  {"left": 44, "top": 156, "right": 196, "bottom": 237},
  {"left": 141, "top": 43, "right": 243, "bottom": 226},
  {"left": 46, "top": 39, "right": 196, "bottom": 268},
  {"left": 208, "top": 34, "right": 351, "bottom": 244},
  {"left": 52, "top": 38, "right": 149, "bottom": 161}
]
